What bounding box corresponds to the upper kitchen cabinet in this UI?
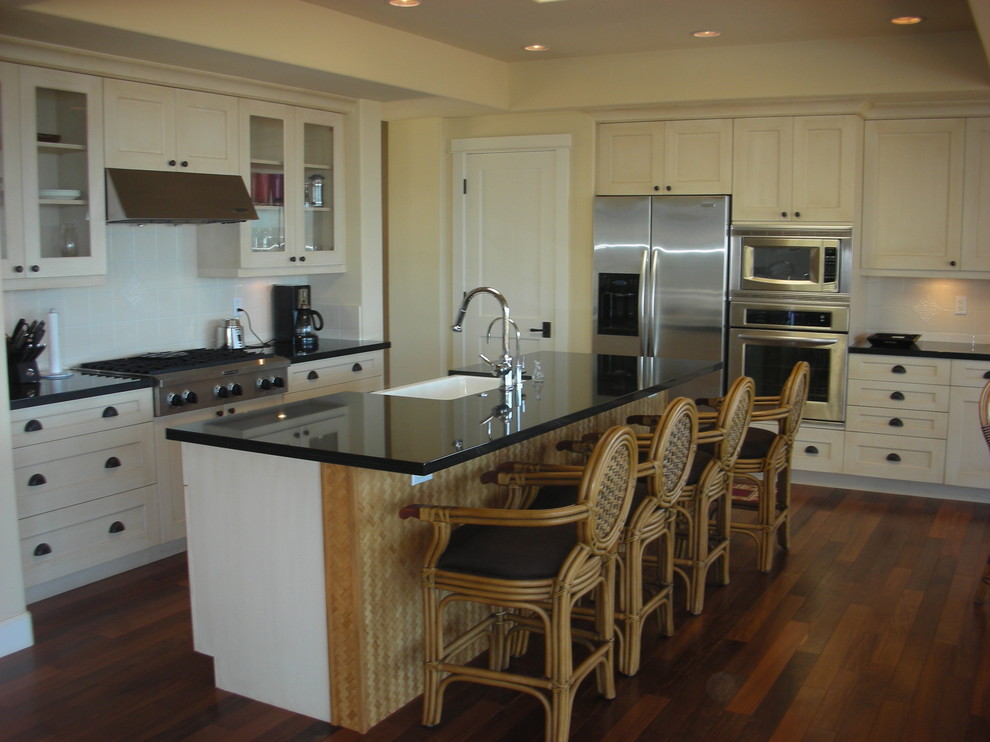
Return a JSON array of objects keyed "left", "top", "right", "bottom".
[
  {"left": 103, "top": 79, "right": 239, "bottom": 175},
  {"left": 596, "top": 119, "right": 732, "bottom": 195},
  {"left": 2, "top": 66, "right": 106, "bottom": 289},
  {"left": 198, "top": 99, "right": 344, "bottom": 277},
  {"left": 732, "top": 115, "right": 861, "bottom": 223},
  {"left": 860, "top": 118, "right": 987, "bottom": 274}
]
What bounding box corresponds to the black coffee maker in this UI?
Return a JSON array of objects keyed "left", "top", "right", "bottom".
[{"left": 273, "top": 285, "right": 324, "bottom": 354}]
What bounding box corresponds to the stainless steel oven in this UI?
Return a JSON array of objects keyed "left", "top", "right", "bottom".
[
  {"left": 728, "top": 294, "right": 849, "bottom": 423},
  {"left": 730, "top": 224, "right": 852, "bottom": 294}
]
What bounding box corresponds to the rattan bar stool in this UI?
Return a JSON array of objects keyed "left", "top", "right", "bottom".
[
  {"left": 726, "top": 361, "right": 810, "bottom": 573},
  {"left": 399, "top": 425, "right": 639, "bottom": 742},
  {"left": 975, "top": 379, "right": 990, "bottom": 605},
  {"left": 486, "top": 397, "right": 700, "bottom": 676}
]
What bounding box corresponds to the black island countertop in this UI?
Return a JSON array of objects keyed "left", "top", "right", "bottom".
[
  {"left": 850, "top": 338, "right": 990, "bottom": 361},
  {"left": 165, "top": 352, "right": 720, "bottom": 475}
]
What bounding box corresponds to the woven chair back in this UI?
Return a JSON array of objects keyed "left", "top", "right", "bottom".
[
  {"left": 715, "top": 375, "right": 756, "bottom": 470},
  {"left": 980, "top": 379, "right": 990, "bottom": 452},
  {"left": 576, "top": 425, "right": 638, "bottom": 554},
  {"left": 646, "top": 396, "right": 698, "bottom": 509},
  {"left": 781, "top": 361, "right": 811, "bottom": 442}
]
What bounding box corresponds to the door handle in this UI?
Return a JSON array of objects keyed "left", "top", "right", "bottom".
[
  {"left": 528, "top": 322, "right": 552, "bottom": 339},
  {"left": 736, "top": 334, "right": 838, "bottom": 346}
]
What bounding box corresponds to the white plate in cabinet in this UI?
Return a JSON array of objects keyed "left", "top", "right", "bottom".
[
  {"left": 14, "top": 423, "right": 155, "bottom": 518},
  {"left": 846, "top": 379, "right": 951, "bottom": 413},
  {"left": 843, "top": 432, "right": 945, "bottom": 483},
  {"left": 10, "top": 389, "right": 153, "bottom": 448},
  {"left": 19, "top": 485, "right": 158, "bottom": 587},
  {"left": 792, "top": 426, "right": 845, "bottom": 473},
  {"left": 848, "top": 354, "right": 951, "bottom": 385},
  {"left": 845, "top": 406, "right": 948, "bottom": 440}
]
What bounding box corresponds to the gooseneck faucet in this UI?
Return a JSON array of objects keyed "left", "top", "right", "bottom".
[{"left": 452, "top": 287, "right": 515, "bottom": 387}]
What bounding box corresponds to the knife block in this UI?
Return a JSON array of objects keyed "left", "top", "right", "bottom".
[{"left": 9, "top": 359, "right": 40, "bottom": 384}]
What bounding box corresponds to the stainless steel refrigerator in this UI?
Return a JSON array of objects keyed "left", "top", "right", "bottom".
[{"left": 592, "top": 195, "right": 729, "bottom": 399}]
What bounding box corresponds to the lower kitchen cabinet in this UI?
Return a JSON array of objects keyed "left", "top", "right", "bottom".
[
  {"left": 10, "top": 388, "right": 158, "bottom": 589},
  {"left": 945, "top": 361, "right": 990, "bottom": 488},
  {"left": 790, "top": 425, "right": 845, "bottom": 473},
  {"left": 284, "top": 350, "right": 384, "bottom": 403}
]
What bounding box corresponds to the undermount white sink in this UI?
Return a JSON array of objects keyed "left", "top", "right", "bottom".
[{"left": 373, "top": 374, "right": 501, "bottom": 400}]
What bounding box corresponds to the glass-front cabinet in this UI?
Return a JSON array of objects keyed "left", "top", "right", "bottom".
[
  {"left": 198, "top": 99, "right": 344, "bottom": 277},
  {"left": 1, "top": 66, "right": 106, "bottom": 287}
]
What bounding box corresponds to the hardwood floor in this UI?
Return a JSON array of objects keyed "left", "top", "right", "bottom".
[{"left": 1, "top": 483, "right": 988, "bottom": 741}]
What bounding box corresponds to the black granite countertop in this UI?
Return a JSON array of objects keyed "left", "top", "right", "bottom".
[
  {"left": 273, "top": 337, "right": 390, "bottom": 362},
  {"left": 166, "top": 352, "right": 720, "bottom": 475},
  {"left": 8, "top": 373, "right": 154, "bottom": 410},
  {"left": 850, "top": 339, "right": 990, "bottom": 361}
]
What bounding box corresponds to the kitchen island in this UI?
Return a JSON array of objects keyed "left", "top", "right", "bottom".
[{"left": 166, "top": 352, "right": 720, "bottom": 731}]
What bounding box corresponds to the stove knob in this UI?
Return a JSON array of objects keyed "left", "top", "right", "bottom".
[
  {"left": 228, "top": 383, "right": 243, "bottom": 396},
  {"left": 215, "top": 385, "right": 230, "bottom": 399},
  {"left": 258, "top": 378, "right": 273, "bottom": 391},
  {"left": 183, "top": 390, "right": 199, "bottom": 405},
  {"left": 167, "top": 392, "right": 185, "bottom": 408},
  {"left": 272, "top": 376, "right": 285, "bottom": 389}
]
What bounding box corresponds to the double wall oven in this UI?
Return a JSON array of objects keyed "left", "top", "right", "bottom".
[{"left": 728, "top": 225, "right": 852, "bottom": 423}]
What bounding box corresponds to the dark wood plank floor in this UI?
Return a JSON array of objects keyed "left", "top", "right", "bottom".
[{"left": 1, "top": 484, "right": 988, "bottom": 741}]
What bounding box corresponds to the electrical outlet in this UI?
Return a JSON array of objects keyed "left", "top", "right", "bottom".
[
  {"left": 955, "top": 296, "right": 968, "bottom": 315},
  {"left": 232, "top": 297, "right": 243, "bottom": 315}
]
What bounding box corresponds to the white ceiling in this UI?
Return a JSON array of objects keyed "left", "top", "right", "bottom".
[{"left": 303, "top": 0, "right": 977, "bottom": 63}]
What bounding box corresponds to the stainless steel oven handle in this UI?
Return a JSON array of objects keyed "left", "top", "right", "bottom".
[{"left": 737, "top": 334, "right": 840, "bottom": 346}]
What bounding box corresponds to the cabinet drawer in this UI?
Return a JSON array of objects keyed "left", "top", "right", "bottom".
[
  {"left": 949, "top": 358, "right": 990, "bottom": 387},
  {"left": 14, "top": 423, "right": 155, "bottom": 518},
  {"left": 20, "top": 486, "right": 159, "bottom": 587},
  {"left": 10, "top": 389, "right": 153, "bottom": 448},
  {"left": 843, "top": 433, "right": 945, "bottom": 483},
  {"left": 286, "top": 352, "right": 383, "bottom": 394},
  {"left": 792, "top": 426, "right": 845, "bottom": 473},
  {"left": 846, "top": 379, "right": 950, "bottom": 412},
  {"left": 845, "top": 405, "right": 948, "bottom": 439},
  {"left": 848, "top": 354, "right": 951, "bottom": 384}
]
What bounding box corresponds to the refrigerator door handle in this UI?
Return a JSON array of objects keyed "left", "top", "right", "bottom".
[{"left": 638, "top": 248, "right": 651, "bottom": 356}]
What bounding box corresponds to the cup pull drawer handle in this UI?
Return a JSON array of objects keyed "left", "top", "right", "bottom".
[
  {"left": 105, "top": 457, "right": 122, "bottom": 469},
  {"left": 886, "top": 452, "right": 902, "bottom": 462},
  {"left": 890, "top": 391, "right": 905, "bottom": 401},
  {"left": 28, "top": 473, "right": 47, "bottom": 487},
  {"left": 24, "top": 419, "right": 43, "bottom": 433},
  {"left": 804, "top": 445, "right": 820, "bottom": 455},
  {"left": 888, "top": 418, "right": 904, "bottom": 427},
  {"left": 984, "top": 370, "right": 990, "bottom": 379},
  {"left": 102, "top": 406, "right": 119, "bottom": 418},
  {"left": 891, "top": 365, "right": 906, "bottom": 374},
  {"left": 352, "top": 363, "right": 363, "bottom": 372},
  {"left": 33, "top": 543, "right": 52, "bottom": 556},
  {"left": 108, "top": 521, "right": 126, "bottom": 534},
  {"left": 307, "top": 370, "right": 319, "bottom": 380}
]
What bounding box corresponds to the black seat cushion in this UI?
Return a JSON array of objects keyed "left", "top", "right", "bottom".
[
  {"left": 685, "top": 448, "right": 714, "bottom": 486},
  {"left": 437, "top": 520, "right": 577, "bottom": 580},
  {"left": 739, "top": 426, "right": 776, "bottom": 460}
]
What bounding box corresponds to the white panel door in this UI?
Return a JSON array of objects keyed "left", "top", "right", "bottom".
[{"left": 453, "top": 141, "right": 569, "bottom": 370}]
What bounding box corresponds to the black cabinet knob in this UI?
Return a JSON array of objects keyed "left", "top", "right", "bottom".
[
  {"left": 886, "top": 452, "right": 902, "bottom": 462},
  {"left": 168, "top": 159, "right": 177, "bottom": 166},
  {"left": 105, "top": 456, "right": 121, "bottom": 469},
  {"left": 33, "top": 543, "right": 52, "bottom": 556},
  {"left": 24, "top": 419, "right": 43, "bottom": 433},
  {"left": 352, "top": 363, "right": 363, "bottom": 372},
  {"left": 780, "top": 211, "right": 788, "bottom": 218},
  {"left": 794, "top": 211, "right": 801, "bottom": 218},
  {"left": 983, "top": 370, "right": 990, "bottom": 379},
  {"left": 665, "top": 185, "right": 672, "bottom": 191},
  {"left": 888, "top": 418, "right": 904, "bottom": 427},
  {"left": 891, "top": 365, "right": 906, "bottom": 374},
  {"left": 180, "top": 161, "right": 189, "bottom": 168},
  {"left": 653, "top": 185, "right": 660, "bottom": 191},
  {"left": 299, "top": 256, "right": 306, "bottom": 262},
  {"left": 804, "top": 445, "right": 820, "bottom": 455},
  {"left": 14, "top": 264, "right": 24, "bottom": 273},
  {"left": 950, "top": 260, "right": 957, "bottom": 266},
  {"left": 28, "top": 473, "right": 47, "bottom": 487},
  {"left": 102, "top": 406, "right": 119, "bottom": 418},
  {"left": 108, "top": 521, "right": 125, "bottom": 534},
  {"left": 307, "top": 370, "right": 319, "bottom": 380},
  {"left": 890, "top": 391, "right": 905, "bottom": 401},
  {"left": 30, "top": 265, "right": 40, "bottom": 273}
]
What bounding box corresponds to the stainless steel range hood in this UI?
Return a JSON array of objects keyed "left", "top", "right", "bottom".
[{"left": 106, "top": 168, "right": 258, "bottom": 224}]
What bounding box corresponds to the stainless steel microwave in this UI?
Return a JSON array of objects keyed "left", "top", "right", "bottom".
[{"left": 730, "top": 225, "right": 852, "bottom": 294}]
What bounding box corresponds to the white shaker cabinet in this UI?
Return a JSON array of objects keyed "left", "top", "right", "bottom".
[
  {"left": 2, "top": 65, "right": 107, "bottom": 288},
  {"left": 861, "top": 118, "right": 970, "bottom": 273},
  {"left": 960, "top": 118, "right": 990, "bottom": 272},
  {"left": 103, "top": 79, "right": 239, "bottom": 175},
  {"left": 732, "top": 115, "right": 860, "bottom": 223},
  {"left": 198, "top": 100, "right": 345, "bottom": 277},
  {"left": 284, "top": 351, "right": 385, "bottom": 403},
  {"left": 595, "top": 119, "right": 732, "bottom": 195},
  {"left": 944, "top": 359, "right": 990, "bottom": 488}
]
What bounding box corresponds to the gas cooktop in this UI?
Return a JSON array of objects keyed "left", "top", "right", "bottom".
[{"left": 78, "top": 347, "right": 275, "bottom": 376}]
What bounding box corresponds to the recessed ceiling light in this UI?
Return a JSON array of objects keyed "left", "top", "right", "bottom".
[
  {"left": 890, "top": 15, "right": 924, "bottom": 25},
  {"left": 388, "top": 0, "right": 420, "bottom": 7},
  {"left": 524, "top": 44, "right": 550, "bottom": 52},
  {"left": 692, "top": 30, "right": 721, "bottom": 38}
]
